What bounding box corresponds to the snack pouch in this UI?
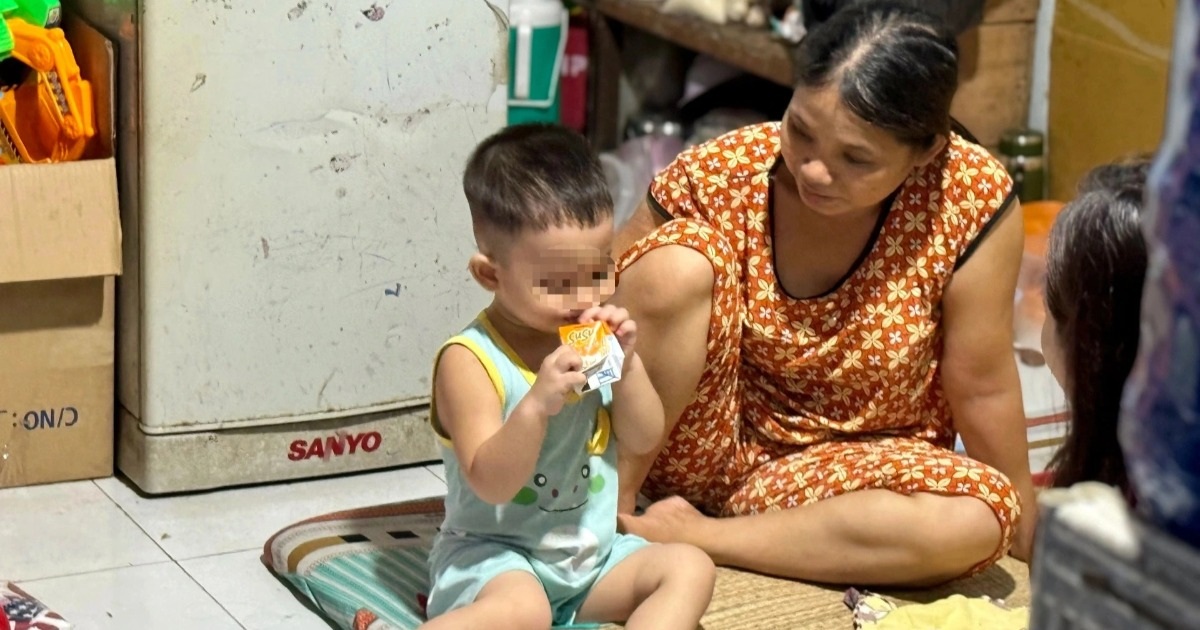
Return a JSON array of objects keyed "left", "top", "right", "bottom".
[{"left": 560, "top": 322, "right": 625, "bottom": 394}]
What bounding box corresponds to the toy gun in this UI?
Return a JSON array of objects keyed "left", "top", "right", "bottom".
[{"left": 0, "top": 0, "right": 94, "bottom": 165}]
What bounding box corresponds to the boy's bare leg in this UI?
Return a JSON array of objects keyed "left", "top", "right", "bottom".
[
  {"left": 420, "top": 571, "right": 551, "bottom": 630},
  {"left": 575, "top": 544, "right": 716, "bottom": 630}
]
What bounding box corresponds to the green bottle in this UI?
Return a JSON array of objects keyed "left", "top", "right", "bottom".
[
  {"left": 999, "top": 129, "right": 1046, "bottom": 202},
  {"left": 507, "top": 0, "right": 568, "bottom": 126}
]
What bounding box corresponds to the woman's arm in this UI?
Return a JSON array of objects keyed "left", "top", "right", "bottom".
[
  {"left": 610, "top": 199, "right": 712, "bottom": 513},
  {"left": 940, "top": 198, "right": 1039, "bottom": 562},
  {"left": 614, "top": 199, "right": 667, "bottom": 258}
]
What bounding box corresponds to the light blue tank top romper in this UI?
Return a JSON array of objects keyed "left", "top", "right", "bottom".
[{"left": 426, "top": 313, "right": 648, "bottom": 625}]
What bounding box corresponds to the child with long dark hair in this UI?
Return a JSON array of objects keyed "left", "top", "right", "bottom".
[{"left": 1042, "top": 156, "right": 1151, "bottom": 493}]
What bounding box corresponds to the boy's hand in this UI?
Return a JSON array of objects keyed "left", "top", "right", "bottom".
[
  {"left": 579, "top": 305, "right": 637, "bottom": 355},
  {"left": 529, "top": 345, "right": 587, "bottom": 417}
]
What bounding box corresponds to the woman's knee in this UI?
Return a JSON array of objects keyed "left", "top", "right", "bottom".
[
  {"left": 916, "top": 493, "right": 1004, "bottom": 569},
  {"left": 953, "top": 496, "right": 1004, "bottom": 555}
]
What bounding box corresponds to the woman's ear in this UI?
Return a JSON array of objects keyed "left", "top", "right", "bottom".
[
  {"left": 469, "top": 252, "right": 500, "bottom": 292},
  {"left": 915, "top": 134, "right": 949, "bottom": 168}
]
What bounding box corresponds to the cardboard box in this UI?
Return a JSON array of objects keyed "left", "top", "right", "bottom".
[
  {"left": 1047, "top": 0, "right": 1176, "bottom": 200},
  {"left": 0, "top": 16, "right": 121, "bottom": 488}
]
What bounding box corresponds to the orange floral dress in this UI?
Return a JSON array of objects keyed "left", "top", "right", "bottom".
[{"left": 617, "top": 122, "right": 1021, "bottom": 573}]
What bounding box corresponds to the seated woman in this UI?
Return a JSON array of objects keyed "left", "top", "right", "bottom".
[
  {"left": 610, "top": 2, "right": 1038, "bottom": 586},
  {"left": 1041, "top": 156, "right": 1151, "bottom": 496}
]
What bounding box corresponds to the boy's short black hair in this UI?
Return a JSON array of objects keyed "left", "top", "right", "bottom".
[{"left": 463, "top": 124, "right": 612, "bottom": 236}]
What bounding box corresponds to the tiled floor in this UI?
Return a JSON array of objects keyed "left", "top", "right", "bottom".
[
  {"left": 1, "top": 465, "right": 448, "bottom": 629},
  {"left": 1, "top": 364, "right": 1064, "bottom": 629}
]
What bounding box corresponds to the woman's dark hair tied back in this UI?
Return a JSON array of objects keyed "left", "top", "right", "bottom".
[{"left": 794, "top": 1, "right": 959, "bottom": 147}]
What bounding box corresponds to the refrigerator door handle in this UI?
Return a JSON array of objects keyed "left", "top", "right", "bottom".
[{"left": 514, "top": 24, "right": 533, "bottom": 99}]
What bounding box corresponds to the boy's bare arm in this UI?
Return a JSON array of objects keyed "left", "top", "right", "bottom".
[
  {"left": 435, "top": 345, "right": 574, "bottom": 504},
  {"left": 576, "top": 305, "right": 666, "bottom": 457},
  {"left": 611, "top": 354, "right": 666, "bottom": 456}
]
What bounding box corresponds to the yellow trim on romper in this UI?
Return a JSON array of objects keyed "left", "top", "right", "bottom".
[
  {"left": 590, "top": 407, "right": 612, "bottom": 456},
  {"left": 432, "top": 312, "right": 611, "bottom": 451},
  {"left": 476, "top": 312, "right": 537, "bottom": 385},
  {"left": 429, "top": 331, "right": 507, "bottom": 447},
  {"left": 478, "top": 311, "right": 596, "bottom": 405}
]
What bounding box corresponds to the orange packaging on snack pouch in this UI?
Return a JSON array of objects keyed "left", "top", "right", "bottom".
[{"left": 559, "top": 321, "right": 625, "bottom": 394}]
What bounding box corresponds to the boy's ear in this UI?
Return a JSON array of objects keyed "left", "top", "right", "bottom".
[{"left": 469, "top": 252, "right": 500, "bottom": 292}]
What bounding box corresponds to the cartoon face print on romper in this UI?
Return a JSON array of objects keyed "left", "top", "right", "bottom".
[
  {"left": 514, "top": 460, "right": 609, "bottom": 578},
  {"left": 511, "top": 409, "right": 612, "bottom": 514},
  {"left": 513, "top": 463, "right": 606, "bottom": 513}
]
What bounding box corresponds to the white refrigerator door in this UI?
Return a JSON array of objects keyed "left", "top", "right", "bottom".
[{"left": 134, "top": 1, "right": 506, "bottom": 432}]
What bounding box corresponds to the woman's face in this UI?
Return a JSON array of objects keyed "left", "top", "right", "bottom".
[{"left": 779, "top": 84, "right": 944, "bottom": 217}]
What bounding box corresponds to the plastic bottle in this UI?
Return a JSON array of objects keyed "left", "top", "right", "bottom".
[
  {"left": 998, "top": 129, "right": 1046, "bottom": 202},
  {"left": 507, "top": 0, "right": 568, "bottom": 126}
]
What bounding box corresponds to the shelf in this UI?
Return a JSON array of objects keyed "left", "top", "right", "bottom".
[
  {"left": 591, "top": 0, "right": 794, "bottom": 86},
  {"left": 587, "top": 0, "right": 1040, "bottom": 89},
  {"left": 584, "top": 0, "right": 1040, "bottom": 149}
]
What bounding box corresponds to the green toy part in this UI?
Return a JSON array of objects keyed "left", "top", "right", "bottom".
[
  {"left": 0, "top": 0, "right": 61, "bottom": 61},
  {"left": 589, "top": 473, "right": 605, "bottom": 494},
  {"left": 4, "top": 0, "right": 60, "bottom": 27}
]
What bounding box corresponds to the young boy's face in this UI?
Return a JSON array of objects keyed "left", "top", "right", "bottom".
[{"left": 490, "top": 219, "right": 616, "bottom": 333}]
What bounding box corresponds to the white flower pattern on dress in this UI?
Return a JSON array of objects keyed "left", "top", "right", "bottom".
[{"left": 620, "top": 124, "right": 1018, "bottom": 576}]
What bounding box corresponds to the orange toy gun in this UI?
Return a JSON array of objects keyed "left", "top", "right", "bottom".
[{"left": 0, "top": 6, "right": 94, "bottom": 164}]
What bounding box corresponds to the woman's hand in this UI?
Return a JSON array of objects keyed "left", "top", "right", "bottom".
[{"left": 1009, "top": 499, "right": 1039, "bottom": 562}]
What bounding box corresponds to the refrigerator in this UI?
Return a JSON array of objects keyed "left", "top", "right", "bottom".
[{"left": 64, "top": 0, "right": 506, "bottom": 493}]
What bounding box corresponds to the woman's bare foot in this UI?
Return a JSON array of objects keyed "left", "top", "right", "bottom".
[{"left": 617, "top": 496, "right": 711, "bottom": 546}]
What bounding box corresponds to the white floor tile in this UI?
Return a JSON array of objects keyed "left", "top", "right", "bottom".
[
  {"left": 182, "top": 550, "right": 336, "bottom": 630},
  {"left": 0, "top": 481, "right": 168, "bottom": 581},
  {"left": 96, "top": 466, "right": 447, "bottom": 560},
  {"left": 18, "top": 562, "right": 241, "bottom": 630}
]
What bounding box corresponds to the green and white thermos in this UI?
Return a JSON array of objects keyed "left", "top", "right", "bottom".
[
  {"left": 508, "top": 0, "right": 568, "bottom": 125},
  {"left": 999, "top": 129, "right": 1046, "bottom": 202}
]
